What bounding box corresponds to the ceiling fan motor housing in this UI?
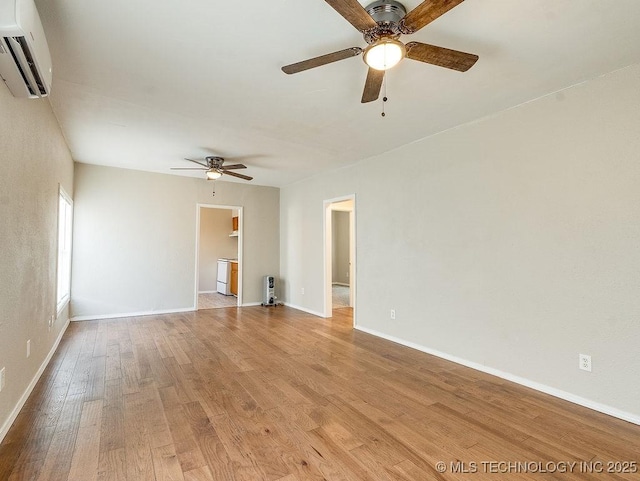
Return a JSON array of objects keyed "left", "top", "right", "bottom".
[
  {"left": 205, "top": 156, "right": 225, "bottom": 168},
  {"left": 363, "top": 0, "right": 407, "bottom": 42},
  {"left": 365, "top": 0, "right": 407, "bottom": 23}
]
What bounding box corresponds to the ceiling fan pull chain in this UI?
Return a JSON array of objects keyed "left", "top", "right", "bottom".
[{"left": 381, "top": 74, "right": 388, "bottom": 117}]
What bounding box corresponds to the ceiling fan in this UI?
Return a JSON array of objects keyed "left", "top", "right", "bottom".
[
  {"left": 171, "top": 156, "right": 253, "bottom": 181},
  {"left": 282, "top": 0, "right": 478, "bottom": 103}
]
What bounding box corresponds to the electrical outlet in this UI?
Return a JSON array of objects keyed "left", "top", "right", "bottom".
[
  {"left": 390, "top": 309, "right": 396, "bottom": 320},
  {"left": 0, "top": 367, "right": 5, "bottom": 392},
  {"left": 301, "top": 287, "right": 305, "bottom": 295},
  {"left": 579, "top": 353, "right": 592, "bottom": 372},
  {"left": 27, "top": 339, "right": 31, "bottom": 358}
]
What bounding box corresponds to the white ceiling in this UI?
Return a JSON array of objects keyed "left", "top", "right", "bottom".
[{"left": 36, "top": 0, "right": 640, "bottom": 187}]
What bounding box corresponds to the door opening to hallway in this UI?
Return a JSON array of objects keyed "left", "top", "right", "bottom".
[{"left": 324, "top": 196, "right": 356, "bottom": 324}]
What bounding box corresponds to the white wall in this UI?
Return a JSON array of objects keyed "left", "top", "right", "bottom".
[
  {"left": 198, "top": 207, "right": 237, "bottom": 292},
  {"left": 71, "top": 164, "right": 279, "bottom": 318},
  {"left": 0, "top": 87, "right": 74, "bottom": 439},
  {"left": 280, "top": 64, "right": 640, "bottom": 420}
]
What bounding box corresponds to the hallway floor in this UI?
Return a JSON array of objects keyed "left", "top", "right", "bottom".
[{"left": 198, "top": 292, "right": 237, "bottom": 309}]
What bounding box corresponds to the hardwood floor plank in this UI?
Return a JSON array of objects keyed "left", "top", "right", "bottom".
[
  {"left": 348, "top": 444, "right": 401, "bottom": 481},
  {"left": 211, "top": 405, "right": 292, "bottom": 481},
  {"left": 123, "top": 388, "right": 156, "bottom": 480},
  {"left": 35, "top": 400, "right": 82, "bottom": 481},
  {"left": 151, "top": 444, "right": 185, "bottom": 481},
  {"left": 104, "top": 344, "right": 122, "bottom": 382},
  {"left": 97, "top": 448, "right": 126, "bottom": 481},
  {"left": 263, "top": 408, "right": 357, "bottom": 481},
  {"left": 274, "top": 475, "right": 301, "bottom": 481},
  {"left": 67, "top": 399, "right": 104, "bottom": 481},
  {"left": 99, "top": 402, "right": 125, "bottom": 454},
  {"left": 183, "top": 465, "right": 215, "bottom": 481},
  {"left": 180, "top": 401, "right": 236, "bottom": 480},
  {"left": 163, "top": 404, "right": 208, "bottom": 473},
  {"left": 391, "top": 459, "right": 436, "bottom": 481}
]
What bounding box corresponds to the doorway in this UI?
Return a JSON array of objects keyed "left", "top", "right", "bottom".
[
  {"left": 195, "top": 204, "right": 243, "bottom": 309},
  {"left": 324, "top": 195, "right": 356, "bottom": 324}
]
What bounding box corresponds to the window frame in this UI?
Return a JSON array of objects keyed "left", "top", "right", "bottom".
[{"left": 56, "top": 186, "right": 73, "bottom": 315}]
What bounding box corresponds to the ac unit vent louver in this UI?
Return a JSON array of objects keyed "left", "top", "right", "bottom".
[{"left": 2, "top": 36, "right": 46, "bottom": 95}]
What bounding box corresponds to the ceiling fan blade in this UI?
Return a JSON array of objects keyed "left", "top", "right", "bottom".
[
  {"left": 401, "top": 0, "right": 465, "bottom": 33},
  {"left": 282, "top": 47, "right": 363, "bottom": 74},
  {"left": 361, "top": 68, "right": 384, "bottom": 103},
  {"left": 184, "top": 158, "right": 209, "bottom": 167},
  {"left": 406, "top": 42, "right": 478, "bottom": 71},
  {"left": 221, "top": 164, "right": 247, "bottom": 170},
  {"left": 171, "top": 168, "right": 207, "bottom": 170},
  {"left": 324, "top": 0, "right": 378, "bottom": 32},
  {"left": 223, "top": 171, "right": 253, "bottom": 181}
]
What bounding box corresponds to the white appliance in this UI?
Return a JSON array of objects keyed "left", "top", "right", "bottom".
[
  {"left": 0, "top": 0, "right": 52, "bottom": 98},
  {"left": 216, "top": 259, "right": 231, "bottom": 295}
]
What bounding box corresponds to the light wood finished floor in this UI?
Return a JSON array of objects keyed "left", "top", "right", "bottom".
[{"left": 1, "top": 307, "right": 639, "bottom": 481}]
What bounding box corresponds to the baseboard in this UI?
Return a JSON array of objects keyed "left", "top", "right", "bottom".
[
  {"left": 355, "top": 325, "right": 640, "bottom": 426},
  {"left": 332, "top": 282, "right": 350, "bottom": 287},
  {"left": 71, "top": 306, "right": 195, "bottom": 322},
  {"left": 0, "top": 317, "right": 71, "bottom": 443},
  {"left": 284, "top": 302, "right": 325, "bottom": 318},
  {"left": 198, "top": 290, "right": 217, "bottom": 294},
  {"left": 241, "top": 302, "right": 262, "bottom": 307}
]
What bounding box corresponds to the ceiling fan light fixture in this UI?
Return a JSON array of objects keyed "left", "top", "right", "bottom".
[
  {"left": 363, "top": 38, "right": 406, "bottom": 71},
  {"left": 206, "top": 169, "right": 222, "bottom": 180}
]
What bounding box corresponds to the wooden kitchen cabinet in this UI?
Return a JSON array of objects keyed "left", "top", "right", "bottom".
[
  {"left": 230, "top": 261, "right": 238, "bottom": 296},
  {"left": 232, "top": 216, "right": 238, "bottom": 231}
]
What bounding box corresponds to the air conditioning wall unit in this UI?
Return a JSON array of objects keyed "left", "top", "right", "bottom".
[{"left": 0, "top": 0, "right": 52, "bottom": 98}]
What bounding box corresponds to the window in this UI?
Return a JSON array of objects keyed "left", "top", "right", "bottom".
[{"left": 56, "top": 188, "right": 73, "bottom": 313}]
